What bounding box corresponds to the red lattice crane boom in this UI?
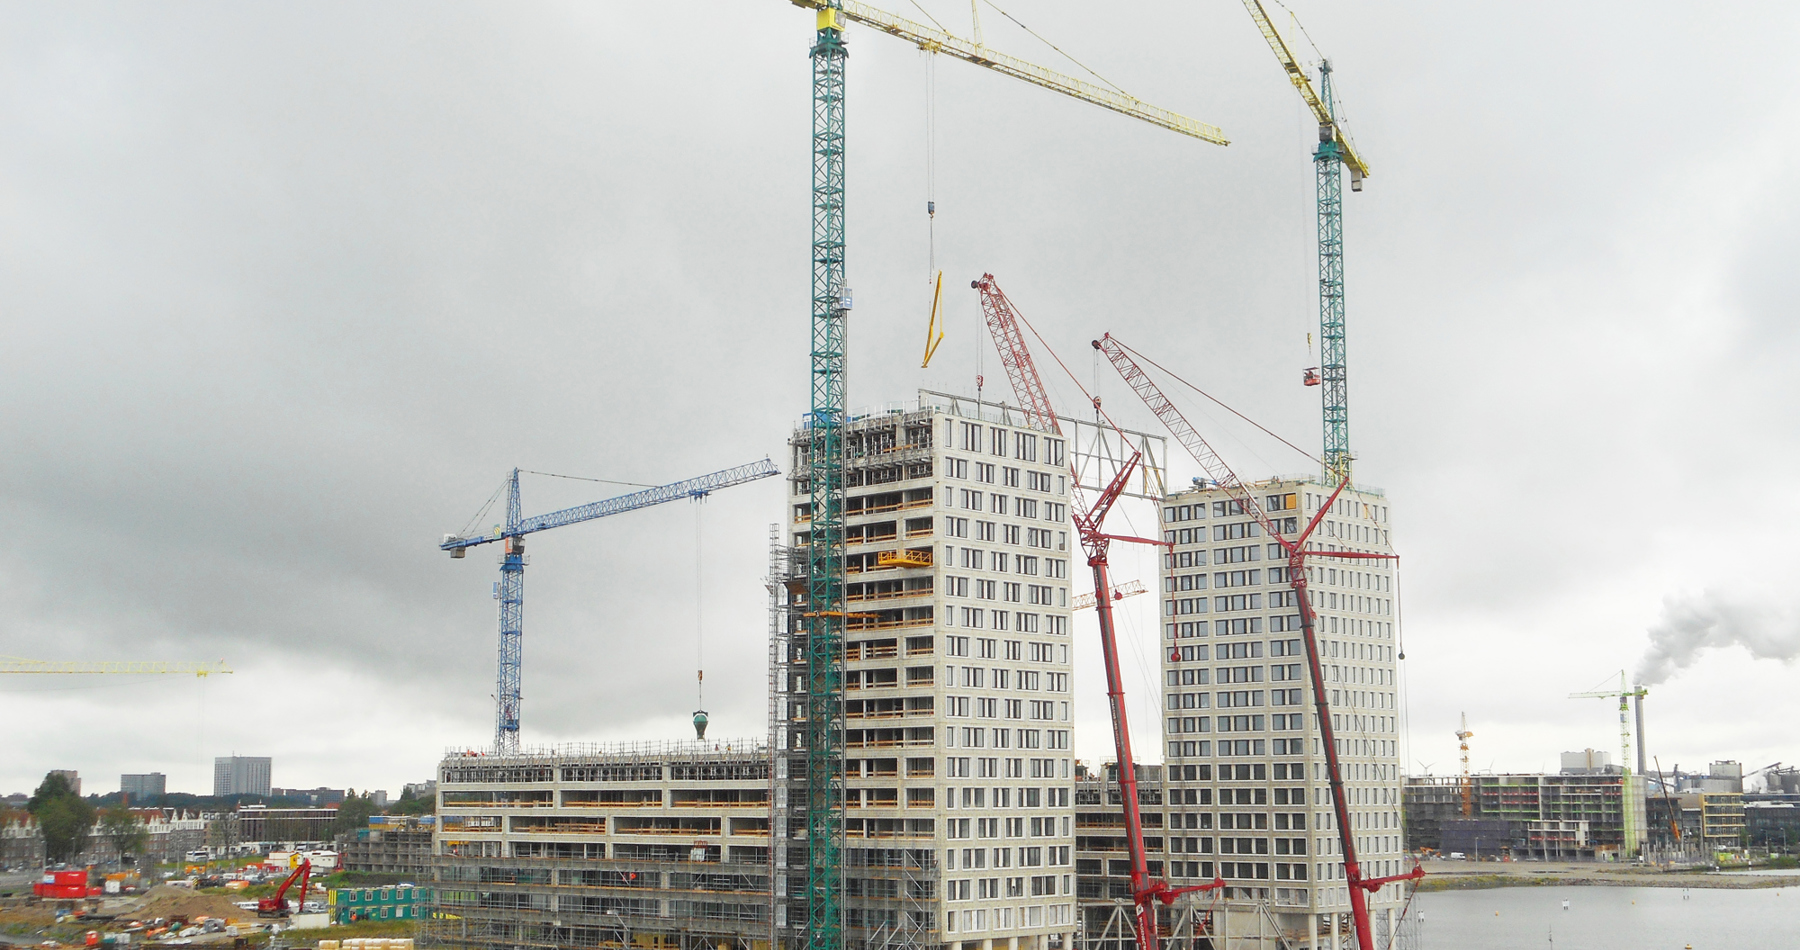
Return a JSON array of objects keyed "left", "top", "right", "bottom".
[
  {"left": 972, "top": 281, "right": 1219, "bottom": 950},
  {"left": 1093, "top": 334, "right": 1421, "bottom": 950},
  {"left": 972, "top": 275, "right": 1061, "bottom": 435}
]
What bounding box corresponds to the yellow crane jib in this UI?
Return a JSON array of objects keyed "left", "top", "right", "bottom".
[
  {"left": 0, "top": 656, "right": 233, "bottom": 677},
  {"left": 1239, "top": 0, "right": 1369, "bottom": 184},
  {"left": 786, "top": 0, "right": 1228, "bottom": 146}
]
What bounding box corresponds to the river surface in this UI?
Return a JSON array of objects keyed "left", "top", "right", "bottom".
[{"left": 1413, "top": 885, "right": 1800, "bottom": 949}]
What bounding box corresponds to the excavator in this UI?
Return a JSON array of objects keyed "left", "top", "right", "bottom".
[{"left": 255, "top": 860, "right": 311, "bottom": 918}]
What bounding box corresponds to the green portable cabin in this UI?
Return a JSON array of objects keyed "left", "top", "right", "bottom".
[{"left": 330, "top": 885, "right": 428, "bottom": 924}]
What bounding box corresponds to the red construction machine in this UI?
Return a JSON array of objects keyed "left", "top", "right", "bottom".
[{"left": 255, "top": 860, "right": 311, "bottom": 918}]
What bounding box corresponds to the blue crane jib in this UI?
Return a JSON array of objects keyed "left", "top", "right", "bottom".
[
  {"left": 441, "top": 458, "right": 781, "bottom": 754},
  {"left": 441, "top": 459, "right": 782, "bottom": 551}
]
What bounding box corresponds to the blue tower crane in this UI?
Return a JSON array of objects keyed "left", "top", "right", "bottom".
[{"left": 441, "top": 458, "right": 781, "bottom": 754}]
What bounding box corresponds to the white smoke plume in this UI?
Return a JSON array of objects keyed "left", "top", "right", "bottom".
[{"left": 1635, "top": 590, "right": 1800, "bottom": 686}]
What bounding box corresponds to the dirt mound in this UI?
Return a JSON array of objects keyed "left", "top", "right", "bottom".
[{"left": 131, "top": 886, "right": 252, "bottom": 922}]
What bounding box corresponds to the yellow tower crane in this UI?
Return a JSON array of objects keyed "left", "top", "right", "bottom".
[
  {"left": 785, "top": 0, "right": 1228, "bottom": 145},
  {"left": 1239, "top": 0, "right": 1369, "bottom": 182},
  {"left": 0, "top": 657, "right": 232, "bottom": 676}
]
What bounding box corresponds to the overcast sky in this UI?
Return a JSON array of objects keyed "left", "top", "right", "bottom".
[{"left": 3, "top": 1, "right": 1797, "bottom": 798}]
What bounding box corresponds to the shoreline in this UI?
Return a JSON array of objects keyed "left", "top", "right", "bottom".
[{"left": 1415, "top": 860, "right": 1800, "bottom": 892}]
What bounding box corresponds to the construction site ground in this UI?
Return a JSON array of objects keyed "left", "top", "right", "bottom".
[
  {"left": 1417, "top": 857, "right": 1800, "bottom": 891},
  {"left": 0, "top": 886, "right": 271, "bottom": 948}
]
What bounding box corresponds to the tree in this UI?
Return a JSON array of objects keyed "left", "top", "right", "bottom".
[
  {"left": 393, "top": 787, "right": 436, "bottom": 817},
  {"left": 206, "top": 813, "right": 240, "bottom": 852},
  {"left": 331, "top": 793, "right": 377, "bottom": 836},
  {"left": 98, "top": 804, "right": 149, "bottom": 865},
  {"left": 29, "top": 773, "right": 95, "bottom": 864}
]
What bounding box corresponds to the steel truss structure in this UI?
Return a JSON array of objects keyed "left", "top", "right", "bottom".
[
  {"left": 802, "top": 6, "right": 850, "bottom": 950},
  {"left": 1079, "top": 897, "right": 1298, "bottom": 950},
  {"left": 1313, "top": 63, "right": 1349, "bottom": 485}
]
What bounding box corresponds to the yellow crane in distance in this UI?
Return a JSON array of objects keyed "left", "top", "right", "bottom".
[
  {"left": 0, "top": 656, "right": 232, "bottom": 677},
  {"left": 786, "top": 0, "right": 1229, "bottom": 146},
  {"left": 1240, "top": 0, "right": 1368, "bottom": 186}
]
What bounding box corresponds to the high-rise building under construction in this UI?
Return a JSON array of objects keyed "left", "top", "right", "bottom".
[
  {"left": 772, "top": 390, "right": 1096, "bottom": 950},
  {"left": 1152, "top": 476, "right": 1405, "bottom": 949}
]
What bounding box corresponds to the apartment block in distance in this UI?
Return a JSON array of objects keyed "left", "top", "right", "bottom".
[
  {"left": 214, "top": 756, "right": 272, "bottom": 798},
  {"left": 1154, "top": 477, "right": 1405, "bottom": 949},
  {"left": 122, "top": 773, "right": 167, "bottom": 801},
  {"left": 773, "top": 391, "right": 1088, "bottom": 950}
]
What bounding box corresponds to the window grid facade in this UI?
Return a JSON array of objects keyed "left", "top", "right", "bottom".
[
  {"left": 1158, "top": 478, "right": 1405, "bottom": 947},
  {"left": 777, "top": 393, "right": 1078, "bottom": 950}
]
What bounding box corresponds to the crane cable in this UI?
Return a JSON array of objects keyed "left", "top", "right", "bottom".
[
  {"left": 979, "top": 0, "right": 1131, "bottom": 98},
  {"left": 921, "top": 51, "right": 945, "bottom": 368},
  {"left": 1113, "top": 338, "right": 1321, "bottom": 466},
  {"left": 695, "top": 498, "right": 705, "bottom": 713}
]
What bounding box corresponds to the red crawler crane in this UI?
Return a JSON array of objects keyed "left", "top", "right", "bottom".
[
  {"left": 1093, "top": 333, "right": 1422, "bottom": 950},
  {"left": 972, "top": 277, "right": 1222, "bottom": 950}
]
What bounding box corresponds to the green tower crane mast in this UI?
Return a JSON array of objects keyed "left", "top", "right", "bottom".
[
  {"left": 1240, "top": 1, "right": 1370, "bottom": 485},
  {"left": 1315, "top": 61, "right": 1351, "bottom": 484}
]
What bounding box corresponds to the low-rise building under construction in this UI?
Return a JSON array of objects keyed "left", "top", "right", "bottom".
[{"left": 424, "top": 741, "right": 774, "bottom": 950}]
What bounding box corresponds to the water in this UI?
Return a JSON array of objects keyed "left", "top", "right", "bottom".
[{"left": 1413, "top": 885, "right": 1800, "bottom": 949}]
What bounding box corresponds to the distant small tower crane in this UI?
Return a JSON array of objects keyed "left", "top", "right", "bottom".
[
  {"left": 1569, "top": 671, "right": 1649, "bottom": 859},
  {"left": 441, "top": 460, "right": 779, "bottom": 754},
  {"left": 1456, "top": 713, "right": 1475, "bottom": 817}
]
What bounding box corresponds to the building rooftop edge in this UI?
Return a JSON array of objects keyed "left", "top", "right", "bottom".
[{"left": 440, "top": 738, "right": 767, "bottom": 763}]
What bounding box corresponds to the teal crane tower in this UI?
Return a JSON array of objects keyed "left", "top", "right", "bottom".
[
  {"left": 782, "top": 4, "right": 1228, "bottom": 946},
  {"left": 802, "top": 6, "right": 849, "bottom": 950},
  {"left": 1314, "top": 61, "right": 1352, "bottom": 484},
  {"left": 1240, "top": 0, "right": 1371, "bottom": 486}
]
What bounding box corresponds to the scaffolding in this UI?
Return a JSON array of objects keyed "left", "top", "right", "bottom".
[
  {"left": 774, "top": 436, "right": 944, "bottom": 950},
  {"left": 767, "top": 525, "right": 798, "bottom": 943},
  {"left": 420, "top": 853, "right": 773, "bottom": 950}
]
